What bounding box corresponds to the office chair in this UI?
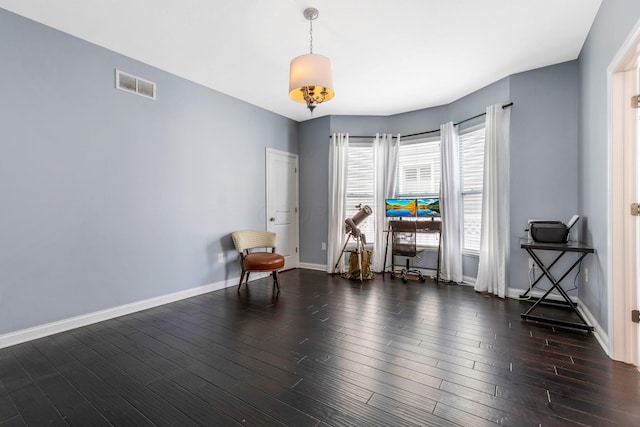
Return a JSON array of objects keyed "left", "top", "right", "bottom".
[{"left": 389, "top": 221, "right": 425, "bottom": 283}]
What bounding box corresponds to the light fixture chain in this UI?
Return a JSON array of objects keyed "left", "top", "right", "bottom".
[{"left": 309, "top": 18, "right": 313, "bottom": 54}]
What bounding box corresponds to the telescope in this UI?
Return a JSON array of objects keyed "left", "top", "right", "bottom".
[
  {"left": 334, "top": 204, "right": 373, "bottom": 281},
  {"left": 345, "top": 204, "right": 372, "bottom": 243}
]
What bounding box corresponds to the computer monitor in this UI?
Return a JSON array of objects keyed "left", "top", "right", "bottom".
[
  {"left": 417, "top": 198, "right": 440, "bottom": 217},
  {"left": 385, "top": 199, "right": 417, "bottom": 217}
]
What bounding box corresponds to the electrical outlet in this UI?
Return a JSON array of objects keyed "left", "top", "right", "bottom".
[
  {"left": 584, "top": 267, "right": 589, "bottom": 282},
  {"left": 218, "top": 253, "right": 224, "bottom": 263},
  {"left": 321, "top": 242, "right": 327, "bottom": 250}
]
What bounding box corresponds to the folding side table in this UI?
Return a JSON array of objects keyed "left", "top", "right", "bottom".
[{"left": 519, "top": 238, "right": 594, "bottom": 331}]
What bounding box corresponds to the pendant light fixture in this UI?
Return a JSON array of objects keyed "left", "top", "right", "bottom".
[{"left": 288, "top": 7, "right": 334, "bottom": 113}]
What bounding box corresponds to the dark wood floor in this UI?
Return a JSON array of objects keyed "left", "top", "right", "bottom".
[{"left": 1, "top": 269, "right": 639, "bottom": 426}]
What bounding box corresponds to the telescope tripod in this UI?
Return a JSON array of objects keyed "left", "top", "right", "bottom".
[{"left": 333, "top": 232, "right": 368, "bottom": 282}]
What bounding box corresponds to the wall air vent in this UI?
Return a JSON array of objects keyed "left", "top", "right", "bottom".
[{"left": 115, "top": 70, "right": 156, "bottom": 100}]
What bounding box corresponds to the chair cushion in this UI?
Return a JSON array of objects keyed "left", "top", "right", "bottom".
[{"left": 243, "top": 252, "right": 285, "bottom": 271}]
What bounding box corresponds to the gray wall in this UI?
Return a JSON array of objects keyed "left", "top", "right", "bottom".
[
  {"left": 508, "top": 61, "right": 579, "bottom": 295},
  {"left": 0, "top": 9, "right": 297, "bottom": 335},
  {"left": 578, "top": 0, "right": 640, "bottom": 331},
  {"left": 298, "top": 116, "right": 330, "bottom": 265},
  {"left": 449, "top": 77, "right": 510, "bottom": 128}
]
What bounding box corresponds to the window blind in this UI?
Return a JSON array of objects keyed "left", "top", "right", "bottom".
[
  {"left": 397, "top": 138, "right": 441, "bottom": 247},
  {"left": 346, "top": 144, "right": 375, "bottom": 242},
  {"left": 459, "top": 127, "right": 485, "bottom": 252},
  {"left": 397, "top": 138, "right": 441, "bottom": 196}
]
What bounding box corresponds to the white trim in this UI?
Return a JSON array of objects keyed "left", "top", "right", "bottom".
[
  {"left": 578, "top": 298, "right": 609, "bottom": 356},
  {"left": 507, "top": 287, "right": 578, "bottom": 304},
  {"left": 420, "top": 268, "right": 438, "bottom": 277},
  {"left": 458, "top": 122, "right": 485, "bottom": 135},
  {"left": 247, "top": 272, "right": 271, "bottom": 280},
  {"left": 266, "top": 148, "right": 300, "bottom": 270},
  {"left": 461, "top": 275, "right": 476, "bottom": 286},
  {"left": 461, "top": 249, "right": 480, "bottom": 257},
  {"left": 298, "top": 262, "right": 327, "bottom": 271},
  {"left": 607, "top": 16, "right": 640, "bottom": 365},
  {"left": 0, "top": 278, "right": 242, "bottom": 349},
  {"left": 398, "top": 134, "right": 440, "bottom": 147}
]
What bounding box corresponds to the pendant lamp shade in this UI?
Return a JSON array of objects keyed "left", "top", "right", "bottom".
[
  {"left": 288, "top": 7, "right": 334, "bottom": 112},
  {"left": 289, "top": 53, "right": 335, "bottom": 105}
]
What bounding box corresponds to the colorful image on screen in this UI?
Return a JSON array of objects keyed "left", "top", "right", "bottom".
[
  {"left": 385, "top": 199, "right": 417, "bottom": 217},
  {"left": 417, "top": 198, "right": 440, "bottom": 217}
]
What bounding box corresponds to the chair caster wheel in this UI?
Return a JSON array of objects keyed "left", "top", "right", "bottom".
[
  {"left": 420, "top": 276, "right": 426, "bottom": 283},
  {"left": 390, "top": 272, "right": 396, "bottom": 279},
  {"left": 402, "top": 277, "right": 408, "bottom": 283}
]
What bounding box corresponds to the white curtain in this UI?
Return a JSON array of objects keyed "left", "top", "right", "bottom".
[
  {"left": 327, "top": 133, "right": 349, "bottom": 273},
  {"left": 475, "top": 105, "right": 511, "bottom": 297},
  {"left": 440, "top": 122, "right": 463, "bottom": 283},
  {"left": 372, "top": 133, "right": 399, "bottom": 272}
]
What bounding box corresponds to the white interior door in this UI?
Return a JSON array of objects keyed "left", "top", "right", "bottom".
[
  {"left": 627, "top": 67, "right": 640, "bottom": 368},
  {"left": 624, "top": 64, "right": 640, "bottom": 368},
  {"left": 266, "top": 148, "right": 299, "bottom": 270},
  {"left": 610, "top": 42, "right": 640, "bottom": 366},
  {"left": 635, "top": 82, "right": 640, "bottom": 368}
]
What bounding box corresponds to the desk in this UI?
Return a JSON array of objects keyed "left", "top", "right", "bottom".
[
  {"left": 383, "top": 220, "right": 441, "bottom": 283},
  {"left": 520, "top": 238, "right": 594, "bottom": 331}
]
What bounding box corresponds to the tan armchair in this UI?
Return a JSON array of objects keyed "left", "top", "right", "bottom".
[{"left": 231, "top": 230, "right": 285, "bottom": 292}]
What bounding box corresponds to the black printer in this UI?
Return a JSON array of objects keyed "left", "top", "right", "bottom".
[{"left": 527, "top": 215, "right": 580, "bottom": 243}]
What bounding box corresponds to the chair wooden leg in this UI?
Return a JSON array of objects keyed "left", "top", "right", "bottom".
[
  {"left": 272, "top": 271, "right": 280, "bottom": 291},
  {"left": 237, "top": 270, "right": 246, "bottom": 292}
]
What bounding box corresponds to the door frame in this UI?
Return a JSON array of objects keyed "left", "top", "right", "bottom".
[
  {"left": 265, "top": 147, "right": 300, "bottom": 270},
  {"left": 608, "top": 17, "right": 640, "bottom": 366}
]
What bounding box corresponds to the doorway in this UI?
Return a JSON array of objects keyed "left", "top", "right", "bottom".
[
  {"left": 266, "top": 148, "right": 299, "bottom": 271},
  {"left": 609, "top": 23, "right": 640, "bottom": 367}
]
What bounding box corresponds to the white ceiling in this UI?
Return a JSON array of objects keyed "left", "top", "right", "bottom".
[{"left": 0, "top": 0, "right": 602, "bottom": 122}]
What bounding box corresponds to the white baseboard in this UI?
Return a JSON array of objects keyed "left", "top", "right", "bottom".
[
  {"left": 0, "top": 278, "right": 239, "bottom": 350},
  {"left": 461, "top": 275, "right": 476, "bottom": 286},
  {"left": 577, "top": 298, "right": 609, "bottom": 355},
  {"left": 298, "top": 262, "right": 327, "bottom": 271},
  {"left": 506, "top": 287, "right": 578, "bottom": 303}
]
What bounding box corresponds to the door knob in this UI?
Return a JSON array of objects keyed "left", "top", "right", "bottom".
[{"left": 270, "top": 217, "right": 276, "bottom": 222}]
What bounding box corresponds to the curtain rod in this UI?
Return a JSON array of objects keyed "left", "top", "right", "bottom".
[{"left": 335, "top": 102, "right": 513, "bottom": 139}]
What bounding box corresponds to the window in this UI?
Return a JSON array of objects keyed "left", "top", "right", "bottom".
[
  {"left": 396, "top": 137, "right": 441, "bottom": 246},
  {"left": 341, "top": 128, "right": 485, "bottom": 253},
  {"left": 345, "top": 143, "right": 375, "bottom": 243},
  {"left": 397, "top": 138, "right": 441, "bottom": 196},
  {"left": 459, "top": 126, "right": 485, "bottom": 253}
]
